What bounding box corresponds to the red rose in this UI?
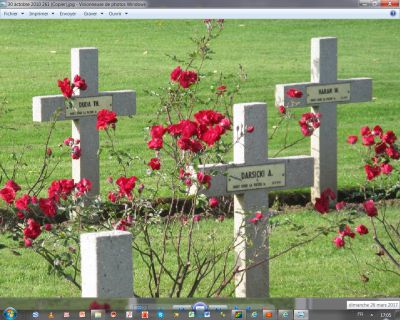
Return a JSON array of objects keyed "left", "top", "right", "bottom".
[
  {"left": 193, "top": 214, "right": 202, "bottom": 222},
  {"left": 194, "top": 110, "right": 224, "bottom": 126},
  {"left": 150, "top": 125, "right": 166, "bottom": 139},
  {"left": 179, "top": 120, "right": 198, "bottom": 138},
  {"left": 286, "top": 88, "right": 303, "bottom": 98},
  {"left": 246, "top": 126, "right": 255, "bottom": 133},
  {"left": 60, "top": 179, "right": 75, "bottom": 196},
  {"left": 71, "top": 146, "right": 81, "bottom": 160},
  {"left": 201, "top": 126, "right": 224, "bottom": 146},
  {"left": 189, "top": 139, "right": 203, "bottom": 153},
  {"left": 170, "top": 66, "right": 182, "bottom": 82},
  {"left": 382, "top": 130, "right": 396, "bottom": 145},
  {"left": 167, "top": 124, "right": 182, "bottom": 137},
  {"left": 339, "top": 225, "right": 355, "bottom": 239},
  {"left": 386, "top": 146, "right": 399, "bottom": 159},
  {"left": 177, "top": 137, "right": 192, "bottom": 151},
  {"left": 314, "top": 196, "right": 329, "bottom": 214},
  {"left": 363, "top": 199, "right": 378, "bottom": 217},
  {"left": 179, "top": 70, "right": 198, "bottom": 88},
  {"left": 15, "top": 194, "right": 31, "bottom": 211},
  {"left": 108, "top": 191, "right": 118, "bottom": 203},
  {"left": 64, "top": 137, "right": 74, "bottom": 146},
  {"left": 347, "top": 135, "right": 358, "bottom": 144},
  {"left": 314, "top": 188, "right": 336, "bottom": 214},
  {"left": 58, "top": 78, "right": 73, "bottom": 98},
  {"left": 333, "top": 236, "right": 345, "bottom": 248},
  {"left": 219, "top": 117, "right": 231, "bottom": 130},
  {"left": 24, "top": 237, "right": 33, "bottom": 247},
  {"left": 5, "top": 180, "right": 21, "bottom": 192},
  {"left": 39, "top": 198, "right": 57, "bottom": 217},
  {"left": 0, "top": 187, "right": 16, "bottom": 204},
  {"left": 278, "top": 105, "right": 286, "bottom": 114},
  {"left": 76, "top": 178, "right": 92, "bottom": 195},
  {"left": 381, "top": 163, "right": 393, "bottom": 175},
  {"left": 360, "top": 126, "right": 371, "bottom": 136},
  {"left": 362, "top": 135, "right": 375, "bottom": 146},
  {"left": 96, "top": 109, "right": 118, "bottom": 130},
  {"left": 335, "top": 201, "right": 346, "bottom": 211},
  {"left": 148, "top": 158, "right": 161, "bottom": 170},
  {"left": 249, "top": 212, "right": 264, "bottom": 224},
  {"left": 299, "top": 112, "right": 321, "bottom": 137},
  {"left": 24, "top": 218, "right": 42, "bottom": 240},
  {"left": 147, "top": 138, "right": 163, "bottom": 150},
  {"left": 355, "top": 224, "right": 369, "bottom": 235},
  {"left": 209, "top": 197, "right": 219, "bottom": 208},
  {"left": 374, "top": 142, "right": 386, "bottom": 155},
  {"left": 44, "top": 223, "right": 52, "bottom": 231},
  {"left": 16, "top": 211, "right": 25, "bottom": 219},
  {"left": 372, "top": 125, "right": 383, "bottom": 137},
  {"left": 364, "top": 164, "right": 381, "bottom": 180},
  {"left": 73, "top": 75, "right": 87, "bottom": 90},
  {"left": 197, "top": 171, "right": 212, "bottom": 189},
  {"left": 116, "top": 176, "right": 137, "bottom": 199}
]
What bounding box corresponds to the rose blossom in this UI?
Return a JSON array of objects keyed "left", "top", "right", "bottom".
[
  {"left": 209, "top": 197, "right": 219, "bottom": 208},
  {"left": 347, "top": 135, "right": 358, "bottom": 144},
  {"left": 73, "top": 75, "right": 87, "bottom": 90},
  {"left": 96, "top": 109, "right": 118, "bottom": 130},
  {"left": 333, "top": 236, "right": 345, "bottom": 248},
  {"left": 246, "top": 126, "right": 254, "bottom": 133},
  {"left": 249, "top": 212, "right": 263, "bottom": 224},
  {"left": 0, "top": 187, "right": 16, "bottom": 204},
  {"left": 39, "top": 198, "right": 57, "bottom": 217},
  {"left": 355, "top": 224, "right": 369, "bottom": 235},
  {"left": 58, "top": 78, "right": 73, "bottom": 98},
  {"left": 148, "top": 158, "right": 161, "bottom": 170},
  {"left": 197, "top": 172, "right": 212, "bottom": 189},
  {"left": 363, "top": 199, "right": 378, "bottom": 217},
  {"left": 286, "top": 88, "right": 303, "bottom": 98}
]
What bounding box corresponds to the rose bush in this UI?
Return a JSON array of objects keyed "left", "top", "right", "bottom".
[{"left": 311, "top": 125, "right": 399, "bottom": 277}]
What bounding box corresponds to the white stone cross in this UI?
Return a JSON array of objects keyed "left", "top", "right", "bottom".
[
  {"left": 198, "top": 102, "right": 314, "bottom": 298},
  {"left": 275, "top": 37, "right": 372, "bottom": 202},
  {"left": 33, "top": 48, "right": 136, "bottom": 196}
]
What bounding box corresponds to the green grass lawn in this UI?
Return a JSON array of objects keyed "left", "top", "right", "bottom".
[
  {"left": 0, "top": 20, "right": 399, "bottom": 195},
  {"left": 1, "top": 206, "right": 399, "bottom": 298}
]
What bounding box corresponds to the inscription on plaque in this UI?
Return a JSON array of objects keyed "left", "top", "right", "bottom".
[
  {"left": 227, "top": 163, "right": 286, "bottom": 192},
  {"left": 307, "top": 83, "right": 351, "bottom": 104},
  {"left": 65, "top": 95, "right": 113, "bottom": 118}
]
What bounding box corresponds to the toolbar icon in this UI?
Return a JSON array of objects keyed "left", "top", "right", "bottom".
[
  {"left": 232, "top": 310, "right": 244, "bottom": 319},
  {"left": 3, "top": 308, "right": 17, "bottom": 320}
]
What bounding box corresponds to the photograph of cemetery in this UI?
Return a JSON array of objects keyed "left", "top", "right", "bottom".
[{"left": 0, "top": 20, "right": 399, "bottom": 298}]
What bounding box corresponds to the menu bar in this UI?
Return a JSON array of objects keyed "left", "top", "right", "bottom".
[{"left": 0, "top": 8, "right": 399, "bottom": 18}]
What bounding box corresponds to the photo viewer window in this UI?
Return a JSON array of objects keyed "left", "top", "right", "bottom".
[{"left": 0, "top": 1, "right": 399, "bottom": 320}]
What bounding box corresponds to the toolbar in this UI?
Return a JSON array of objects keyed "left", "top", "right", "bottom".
[{"left": 0, "top": 8, "right": 399, "bottom": 18}]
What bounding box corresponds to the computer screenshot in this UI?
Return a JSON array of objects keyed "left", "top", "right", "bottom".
[{"left": 0, "top": 1, "right": 399, "bottom": 319}]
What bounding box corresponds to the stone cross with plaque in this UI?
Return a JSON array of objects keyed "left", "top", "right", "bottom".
[
  {"left": 275, "top": 37, "right": 373, "bottom": 202},
  {"left": 33, "top": 47, "right": 136, "bottom": 197},
  {"left": 198, "top": 102, "right": 314, "bottom": 298}
]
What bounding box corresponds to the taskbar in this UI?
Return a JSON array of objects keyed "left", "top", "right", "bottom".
[
  {"left": 1, "top": 298, "right": 400, "bottom": 320},
  {"left": 0, "top": 8, "right": 399, "bottom": 18}
]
